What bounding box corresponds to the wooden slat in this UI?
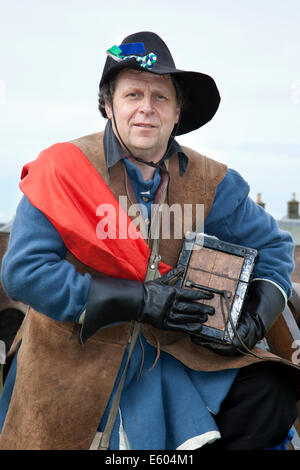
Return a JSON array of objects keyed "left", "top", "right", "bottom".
[
  {"left": 288, "top": 283, "right": 300, "bottom": 328},
  {"left": 266, "top": 307, "right": 300, "bottom": 362},
  {"left": 266, "top": 306, "right": 300, "bottom": 442}
]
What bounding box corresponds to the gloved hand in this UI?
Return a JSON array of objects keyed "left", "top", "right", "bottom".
[
  {"left": 192, "top": 279, "right": 285, "bottom": 356},
  {"left": 80, "top": 266, "right": 215, "bottom": 344}
]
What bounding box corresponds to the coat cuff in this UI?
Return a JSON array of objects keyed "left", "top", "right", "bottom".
[{"left": 250, "top": 278, "right": 287, "bottom": 306}]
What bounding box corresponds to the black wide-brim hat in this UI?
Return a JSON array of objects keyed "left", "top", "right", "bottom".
[{"left": 100, "top": 31, "right": 220, "bottom": 136}]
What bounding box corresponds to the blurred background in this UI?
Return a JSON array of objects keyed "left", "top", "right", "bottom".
[{"left": 0, "top": 0, "right": 299, "bottom": 221}]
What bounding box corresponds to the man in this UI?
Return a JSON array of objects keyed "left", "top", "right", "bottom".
[{"left": 0, "top": 31, "right": 298, "bottom": 450}]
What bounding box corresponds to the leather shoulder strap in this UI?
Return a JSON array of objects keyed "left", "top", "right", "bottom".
[{"left": 69, "top": 132, "right": 108, "bottom": 183}]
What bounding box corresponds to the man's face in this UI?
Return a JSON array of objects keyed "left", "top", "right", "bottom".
[{"left": 105, "top": 69, "right": 180, "bottom": 162}]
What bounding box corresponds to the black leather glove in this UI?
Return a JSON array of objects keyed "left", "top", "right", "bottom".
[
  {"left": 80, "top": 266, "right": 215, "bottom": 344},
  {"left": 192, "top": 279, "right": 285, "bottom": 356}
]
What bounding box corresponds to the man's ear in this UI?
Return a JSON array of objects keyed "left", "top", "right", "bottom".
[
  {"left": 175, "top": 107, "right": 181, "bottom": 125},
  {"left": 105, "top": 100, "right": 113, "bottom": 119}
]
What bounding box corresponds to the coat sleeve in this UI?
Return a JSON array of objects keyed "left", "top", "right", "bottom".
[
  {"left": 1, "top": 195, "right": 91, "bottom": 322},
  {"left": 204, "top": 168, "right": 295, "bottom": 300}
]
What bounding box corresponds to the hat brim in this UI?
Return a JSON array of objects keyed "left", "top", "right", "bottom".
[{"left": 100, "top": 57, "right": 220, "bottom": 136}]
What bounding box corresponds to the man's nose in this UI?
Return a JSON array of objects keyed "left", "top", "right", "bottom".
[{"left": 139, "top": 95, "right": 154, "bottom": 114}]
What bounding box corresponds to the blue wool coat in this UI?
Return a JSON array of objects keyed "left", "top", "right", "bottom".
[{"left": 0, "top": 159, "right": 295, "bottom": 449}]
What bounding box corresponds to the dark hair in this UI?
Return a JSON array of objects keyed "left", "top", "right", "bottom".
[{"left": 98, "top": 71, "right": 185, "bottom": 118}]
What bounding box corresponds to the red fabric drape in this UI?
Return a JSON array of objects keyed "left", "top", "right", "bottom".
[{"left": 19, "top": 142, "right": 171, "bottom": 280}]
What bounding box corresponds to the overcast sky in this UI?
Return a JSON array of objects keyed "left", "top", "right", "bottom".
[{"left": 1, "top": 0, "right": 299, "bottom": 222}]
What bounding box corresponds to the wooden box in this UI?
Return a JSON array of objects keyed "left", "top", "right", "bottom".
[{"left": 176, "top": 233, "right": 257, "bottom": 344}]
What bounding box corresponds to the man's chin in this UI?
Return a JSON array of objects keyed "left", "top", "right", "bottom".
[{"left": 128, "top": 139, "right": 157, "bottom": 154}]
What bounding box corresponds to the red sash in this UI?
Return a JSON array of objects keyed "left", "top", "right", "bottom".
[{"left": 19, "top": 142, "right": 171, "bottom": 280}]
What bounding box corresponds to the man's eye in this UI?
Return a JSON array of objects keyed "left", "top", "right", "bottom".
[
  {"left": 156, "top": 95, "right": 167, "bottom": 101},
  {"left": 126, "top": 93, "right": 138, "bottom": 98}
]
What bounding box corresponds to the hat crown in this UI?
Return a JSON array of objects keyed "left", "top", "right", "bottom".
[
  {"left": 120, "top": 31, "right": 176, "bottom": 68},
  {"left": 99, "top": 31, "right": 221, "bottom": 135}
]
